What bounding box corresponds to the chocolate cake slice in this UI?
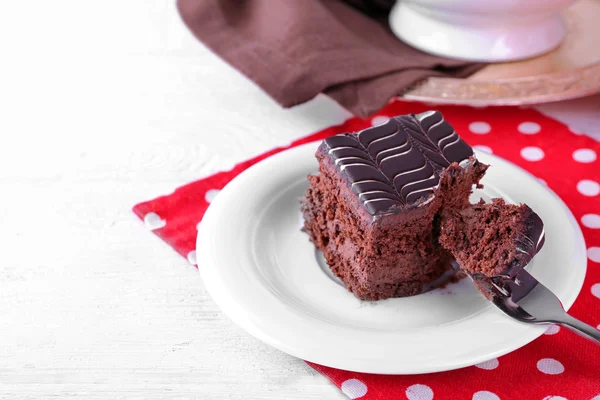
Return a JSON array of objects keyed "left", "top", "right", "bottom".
[
  {"left": 439, "top": 198, "right": 545, "bottom": 297},
  {"left": 302, "top": 111, "right": 488, "bottom": 300}
]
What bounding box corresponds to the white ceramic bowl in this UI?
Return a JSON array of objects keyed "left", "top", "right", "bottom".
[{"left": 389, "top": 0, "right": 577, "bottom": 62}]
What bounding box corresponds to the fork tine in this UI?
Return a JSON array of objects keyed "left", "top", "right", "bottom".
[{"left": 490, "top": 279, "right": 510, "bottom": 297}]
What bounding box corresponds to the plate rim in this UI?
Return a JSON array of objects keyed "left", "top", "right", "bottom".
[
  {"left": 403, "top": 62, "right": 600, "bottom": 106},
  {"left": 196, "top": 141, "right": 587, "bottom": 374}
]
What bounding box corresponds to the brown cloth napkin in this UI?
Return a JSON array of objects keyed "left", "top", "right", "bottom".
[{"left": 177, "top": 0, "right": 485, "bottom": 117}]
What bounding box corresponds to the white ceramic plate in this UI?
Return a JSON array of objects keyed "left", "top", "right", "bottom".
[{"left": 197, "top": 143, "right": 587, "bottom": 374}]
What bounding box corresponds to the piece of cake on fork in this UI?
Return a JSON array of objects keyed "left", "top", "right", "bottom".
[{"left": 439, "top": 198, "right": 545, "bottom": 298}]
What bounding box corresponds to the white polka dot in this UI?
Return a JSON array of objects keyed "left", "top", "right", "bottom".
[
  {"left": 573, "top": 149, "right": 597, "bottom": 163},
  {"left": 542, "top": 396, "right": 568, "bottom": 400},
  {"left": 196, "top": 221, "right": 203, "bottom": 231},
  {"left": 371, "top": 116, "right": 389, "bottom": 126},
  {"left": 187, "top": 250, "right": 197, "bottom": 265},
  {"left": 205, "top": 189, "right": 221, "bottom": 203},
  {"left": 473, "top": 145, "right": 493, "bottom": 154},
  {"left": 520, "top": 147, "right": 545, "bottom": 161},
  {"left": 143, "top": 212, "right": 166, "bottom": 230},
  {"left": 592, "top": 283, "right": 600, "bottom": 298},
  {"left": 406, "top": 384, "right": 433, "bottom": 400},
  {"left": 518, "top": 121, "right": 541, "bottom": 134},
  {"left": 473, "top": 391, "right": 500, "bottom": 400},
  {"left": 577, "top": 180, "right": 600, "bottom": 197},
  {"left": 475, "top": 358, "right": 499, "bottom": 370},
  {"left": 592, "top": 396, "right": 600, "bottom": 400},
  {"left": 538, "top": 178, "right": 548, "bottom": 186},
  {"left": 582, "top": 214, "right": 600, "bottom": 229},
  {"left": 469, "top": 122, "right": 491, "bottom": 134},
  {"left": 537, "top": 358, "right": 564, "bottom": 375},
  {"left": 544, "top": 325, "right": 560, "bottom": 335},
  {"left": 340, "top": 379, "right": 368, "bottom": 399}
]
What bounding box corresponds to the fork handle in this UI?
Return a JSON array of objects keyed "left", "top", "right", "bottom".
[{"left": 555, "top": 314, "right": 600, "bottom": 345}]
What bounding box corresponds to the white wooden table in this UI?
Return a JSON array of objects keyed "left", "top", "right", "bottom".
[{"left": 1, "top": 1, "right": 598, "bottom": 399}]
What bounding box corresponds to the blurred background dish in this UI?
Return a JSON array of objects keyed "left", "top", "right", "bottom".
[
  {"left": 390, "top": 0, "right": 577, "bottom": 62},
  {"left": 401, "top": 0, "right": 600, "bottom": 105}
]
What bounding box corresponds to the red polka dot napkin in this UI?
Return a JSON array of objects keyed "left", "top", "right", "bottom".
[{"left": 133, "top": 101, "right": 600, "bottom": 400}]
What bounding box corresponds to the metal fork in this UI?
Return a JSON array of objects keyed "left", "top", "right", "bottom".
[{"left": 474, "top": 269, "right": 600, "bottom": 344}]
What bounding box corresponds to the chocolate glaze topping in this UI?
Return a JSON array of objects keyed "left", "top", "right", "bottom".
[
  {"left": 508, "top": 211, "right": 545, "bottom": 277},
  {"left": 322, "top": 111, "right": 473, "bottom": 215}
]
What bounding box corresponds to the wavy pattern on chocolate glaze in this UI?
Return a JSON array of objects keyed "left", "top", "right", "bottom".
[{"left": 323, "top": 111, "right": 473, "bottom": 215}]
